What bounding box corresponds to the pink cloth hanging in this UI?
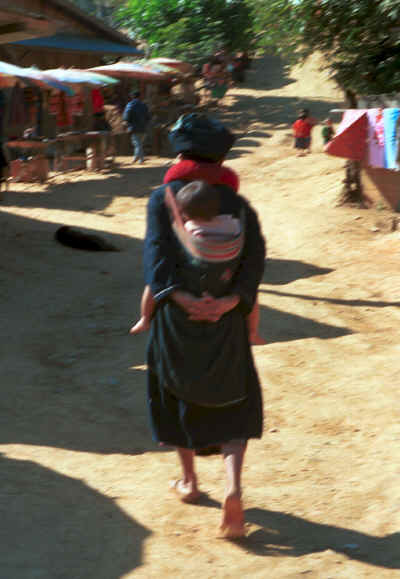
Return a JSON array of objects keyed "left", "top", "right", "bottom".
[{"left": 366, "top": 109, "right": 385, "bottom": 168}]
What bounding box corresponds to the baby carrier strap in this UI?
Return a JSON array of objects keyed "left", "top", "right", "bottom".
[{"left": 165, "top": 186, "right": 245, "bottom": 263}]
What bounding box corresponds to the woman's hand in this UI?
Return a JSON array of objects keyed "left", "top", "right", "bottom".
[
  {"left": 171, "top": 290, "right": 239, "bottom": 322},
  {"left": 171, "top": 290, "right": 207, "bottom": 318},
  {"left": 199, "top": 293, "right": 240, "bottom": 322}
]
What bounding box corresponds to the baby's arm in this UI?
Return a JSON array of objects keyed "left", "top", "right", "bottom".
[{"left": 129, "top": 285, "right": 155, "bottom": 335}]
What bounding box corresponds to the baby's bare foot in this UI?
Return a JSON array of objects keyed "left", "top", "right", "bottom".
[
  {"left": 219, "top": 494, "right": 245, "bottom": 538},
  {"left": 129, "top": 318, "right": 150, "bottom": 335}
]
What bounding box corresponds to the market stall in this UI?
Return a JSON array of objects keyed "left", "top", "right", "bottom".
[
  {"left": 43, "top": 68, "right": 118, "bottom": 171},
  {"left": 1, "top": 63, "right": 119, "bottom": 181},
  {"left": 89, "top": 61, "right": 181, "bottom": 156},
  {"left": 0, "top": 60, "right": 74, "bottom": 183}
]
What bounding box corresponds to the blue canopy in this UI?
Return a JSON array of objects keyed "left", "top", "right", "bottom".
[{"left": 11, "top": 34, "right": 143, "bottom": 56}]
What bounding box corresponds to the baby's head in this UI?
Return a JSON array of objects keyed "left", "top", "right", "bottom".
[{"left": 176, "top": 180, "right": 220, "bottom": 222}]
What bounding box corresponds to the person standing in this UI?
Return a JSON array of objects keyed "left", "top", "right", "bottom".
[
  {"left": 292, "top": 108, "right": 317, "bottom": 156},
  {"left": 123, "top": 90, "right": 151, "bottom": 164},
  {"left": 321, "top": 118, "right": 335, "bottom": 145}
]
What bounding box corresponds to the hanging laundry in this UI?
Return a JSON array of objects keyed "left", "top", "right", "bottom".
[
  {"left": 366, "top": 109, "right": 385, "bottom": 168},
  {"left": 49, "top": 91, "right": 72, "bottom": 128},
  {"left": 383, "top": 108, "right": 400, "bottom": 169},
  {"left": 325, "top": 109, "right": 368, "bottom": 161},
  {"left": 69, "top": 91, "right": 84, "bottom": 116},
  {"left": 395, "top": 117, "right": 400, "bottom": 170},
  {"left": 91, "top": 89, "right": 104, "bottom": 114},
  {"left": 375, "top": 108, "right": 385, "bottom": 146}
]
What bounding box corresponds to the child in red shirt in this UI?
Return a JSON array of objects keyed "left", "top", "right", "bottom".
[{"left": 292, "top": 109, "right": 317, "bottom": 156}]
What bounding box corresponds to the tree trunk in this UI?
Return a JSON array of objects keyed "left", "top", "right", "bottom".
[{"left": 339, "top": 89, "right": 365, "bottom": 205}]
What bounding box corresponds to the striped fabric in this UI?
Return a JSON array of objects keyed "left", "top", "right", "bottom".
[{"left": 165, "top": 187, "right": 245, "bottom": 263}]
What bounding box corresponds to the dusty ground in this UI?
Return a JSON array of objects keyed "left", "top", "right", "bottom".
[{"left": 1, "top": 54, "right": 400, "bottom": 578}]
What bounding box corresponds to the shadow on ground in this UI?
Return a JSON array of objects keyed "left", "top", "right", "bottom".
[
  {"left": 208, "top": 54, "right": 344, "bottom": 147},
  {"left": 238, "top": 508, "right": 400, "bottom": 570},
  {"left": 263, "top": 288, "right": 400, "bottom": 310},
  {"left": 0, "top": 211, "right": 154, "bottom": 455},
  {"left": 0, "top": 454, "right": 151, "bottom": 579},
  {"left": 247, "top": 53, "right": 297, "bottom": 91},
  {"left": 219, "top": 93, "right": 343, "bottom": 139},
  {"left": 263, "top": 258, "right": 334, "bottom": 285},
  {"left": 1, "top": 162, "right": 167, "bottom": 214},
  {"left": 259, "top": 305, "right": 352, "bottom": 343}
]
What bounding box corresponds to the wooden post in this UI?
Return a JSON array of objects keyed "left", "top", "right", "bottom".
[{"left": 83, "top": 86, "right": 93, "bottom": 132}]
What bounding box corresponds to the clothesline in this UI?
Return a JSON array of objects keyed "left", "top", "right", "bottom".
[{"left": 325, "top": 107, "right": 400, "bottom": 170}]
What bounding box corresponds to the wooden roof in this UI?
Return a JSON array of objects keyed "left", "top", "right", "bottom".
[
  {"left": 0, "top": 0, "right": 141, "bottom": 67},
  {"left": 0, "top": 5, "right": 58, "bottom": 43},
  {"left": 47, "top": 0, "right": 135, "bottom": 45}
]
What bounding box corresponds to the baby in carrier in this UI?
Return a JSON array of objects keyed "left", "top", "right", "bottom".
[{"left": 130, "top": 180, "right": 265, "bottom": 344}]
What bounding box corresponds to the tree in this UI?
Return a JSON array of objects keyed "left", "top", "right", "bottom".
[
  {"left": 117, "top": 0, "right": 252, "bottom": 63},
  {"left": 70, "top": 0, "right": 124, "bottom": 26},
  {"left": 249, "top": 0, "right": 400, "bottom": 98},
  {"left": 249, "top": 1, "right": 400, "bottom": 205}
]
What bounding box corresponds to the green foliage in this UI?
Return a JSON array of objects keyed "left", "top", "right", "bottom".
[
  {"left": 249, "top": 0, "right": 400, "bottom": 96},
  {"left": 69, "top": 0, "right": 124, "bottom": 26},
  {"left": 248, "top": 0, "right": 301, "bottom": 59},
  {"left": 117, "top": 0, "right": 252, "bottom": 63}
]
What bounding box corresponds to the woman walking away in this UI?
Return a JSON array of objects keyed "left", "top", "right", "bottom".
[{"left": 140, "top": 114, "right": 265, "bottom": 538}]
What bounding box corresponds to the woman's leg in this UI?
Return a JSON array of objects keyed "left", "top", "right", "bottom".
[
  {"left": 171, "top": 447, "right": 200, "bottom": 502},
  {"left": 220, "top": 440, "right": 247, "bottom": 537}
]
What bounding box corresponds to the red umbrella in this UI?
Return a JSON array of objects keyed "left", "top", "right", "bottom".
[{"left": 88, "top": 62, "right": 169, "bottom": 81}]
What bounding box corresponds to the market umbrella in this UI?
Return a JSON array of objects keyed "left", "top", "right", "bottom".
[
  {"left": 0, "top": 61, "right": 31, "bottom": 88},
  {"left": 0, "top": 62, "right": 74, "bottom": 136},
  {"left": 136, "top": 59, "right": 181, "bottom": 76},
  {"left": 44, "top": 68, "right": 119, "bottom": 87},
  {"left": 88, "top": 61, "right": 169, "bottom": 81},
  {"left": 0, "top": 63, "right": 75, "bottom": 137},
  {"left": 149, "top": 58, "right": 194, "bottom": 74},
  {"left": 0, "top": 61, "right": 74, "bottom": 94},
  {"left": 22, "top": 68, "right": 75, "bottom": 95}
]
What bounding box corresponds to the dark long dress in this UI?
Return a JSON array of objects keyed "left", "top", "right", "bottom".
[{"left": 143, "top": 180, "right": 266, "bottom": 449}]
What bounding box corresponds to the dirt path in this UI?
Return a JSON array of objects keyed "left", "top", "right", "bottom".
[{"left": 1, "top": 54, "right": 400, "bottom": 578}]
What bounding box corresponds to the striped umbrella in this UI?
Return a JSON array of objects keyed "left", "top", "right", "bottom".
[
  {"left": 0, "top": 61, "right": 74, "bottom": 94},
  {"left": 44, "top": 68, "right": 119, "bottom": 87}
]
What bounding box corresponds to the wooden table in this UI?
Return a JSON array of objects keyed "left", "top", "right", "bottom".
[
  {"left": 6, "top": 139, "right": 53, "bottom": 183},
  {"left": 54, "top": 131, "right": 110, "bottom": 172},
  {"left": 7, "top": 132, "right": 114, "bottom": 182}
]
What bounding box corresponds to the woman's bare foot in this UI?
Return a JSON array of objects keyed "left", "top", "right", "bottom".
[
  {"left": 169, "top": 479, "right": 201, "bottom": 503},
  {"left": 129, "top": 317, "right": 150, "bottom": 335},
  {"left": 219, "top": 493, "right": 245, "bottom": 538},
  {"left": 249, "top": 333, "right": 267, "bottom": 346}
]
